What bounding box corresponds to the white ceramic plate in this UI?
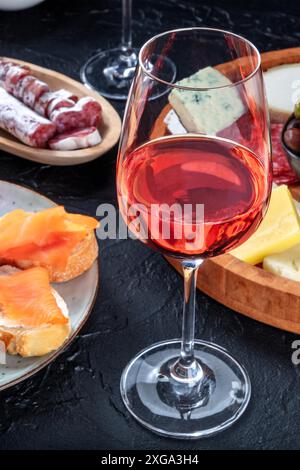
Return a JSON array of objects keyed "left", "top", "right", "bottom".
[
  {"left": 0, "top": 181, "right": 99, "bottom": 391},
  {"left": 0, "top": 0, "right": 44, "bottom": 10}
]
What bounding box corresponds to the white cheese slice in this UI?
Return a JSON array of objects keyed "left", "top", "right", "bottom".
[
  {"left": 263, "top": 244, "right": 300, "bottom": 282},
  {"left": 168, "top": 66, "right": 245, "bottom": 135},
  {"left": 163, "top": 109, "right": 187, "bottom": 135},
  {"left": 264, "top": 64, "right": 300, "bottom": 116},
  {"left": 262, "top": 196, "right": 300, "bottom": 282}
]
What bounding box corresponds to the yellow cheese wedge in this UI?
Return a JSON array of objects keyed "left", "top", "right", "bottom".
[
  {"left": 231, "top": 185, "right": 300, "bottom": 265},
  {"left": 263, "top": 244, "right": 300, "bottom": 281}
]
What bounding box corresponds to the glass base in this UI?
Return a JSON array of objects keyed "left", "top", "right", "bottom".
[
  {"left": 121, "top": 339, "right": 251, "bottom": 439},
  {"left": 80, "top": 47, "right": 139, "bottom": 100}
]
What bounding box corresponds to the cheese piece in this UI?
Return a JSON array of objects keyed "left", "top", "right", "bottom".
[
  {"left": 231, "top": 185, "right": 300, "bottom": 265},
  {"left": 164, "top": 109, "right": 187, "bottom": 135},
  {"left": 264, "top": 64, "right": 300, "bottom": 119},
  {"left": 263, "top": 244, "right": 300, "bottom": 281},
  {"left": 168, "top": 66, "right": 245, "bottom": 135}
]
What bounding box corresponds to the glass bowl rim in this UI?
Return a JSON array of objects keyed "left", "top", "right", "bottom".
[{"left": 139, "top": 27, "right": 261, "bottom": 91}]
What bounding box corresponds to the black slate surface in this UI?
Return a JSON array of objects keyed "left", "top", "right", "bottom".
[{"left": 0, "top": 0, "right": 299, "bottom": 451}]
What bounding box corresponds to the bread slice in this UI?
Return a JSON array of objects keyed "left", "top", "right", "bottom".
[
  {"left": 1, "top": 321, "right": 70, "bottom": 357},
  {"left": 0, "top": 266, "right": 71, "bottom": 357},
  {"left": 0, "top": 206, "right": 99, "bottom": 283},
  {"left": 4, "top": 230, "right": 98, "bottom": 283}
]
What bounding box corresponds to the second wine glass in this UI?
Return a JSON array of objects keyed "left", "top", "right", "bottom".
[{"left": 81, "top": 0, "right": 138, "bottom": 100}]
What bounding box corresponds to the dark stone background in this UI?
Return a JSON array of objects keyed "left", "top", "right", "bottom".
[{"left": 0, "top": 0, "right": 299, "bottom": 451}]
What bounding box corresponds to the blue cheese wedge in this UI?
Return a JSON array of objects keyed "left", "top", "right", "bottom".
[{"left": 168, "top": 66, "right": 245, "bottom": 135}]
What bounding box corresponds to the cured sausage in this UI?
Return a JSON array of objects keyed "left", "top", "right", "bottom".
[
  {"left": 0, "top": 88, "right": 56, "bottom": 147},
  {"left": 50, "top": 97, "right": 102, "bottom": 133},
  {"left": 49, "top": 127, "right": 101, "bottom": 150},
  {"left": 0, "top": 61, "right": 78, "bottom": 118}
]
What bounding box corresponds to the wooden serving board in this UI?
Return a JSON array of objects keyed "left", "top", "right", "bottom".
[
  {"left": 0, "top": 58, "right": 121, "bottom": 166},
  {"left": 166, "top": 47, "right": 300, "bottom": 334}
]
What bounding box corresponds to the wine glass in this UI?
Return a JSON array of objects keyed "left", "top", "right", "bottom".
[
  {"left": 81, "top": 0, "right": 138, "bottom": 100},
  {"left": 117, "top": 28, "right": 271, "bottom": 438}
]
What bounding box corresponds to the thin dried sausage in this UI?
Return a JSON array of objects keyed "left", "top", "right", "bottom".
[{"left": 0, "top": 88, "right": 56, "bottom": 147}]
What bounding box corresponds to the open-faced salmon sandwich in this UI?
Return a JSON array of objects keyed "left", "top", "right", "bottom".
[
  {"left": 0, "top": 266, "right": 71, "bottom": 357},
  {"left": 0, "top": 206, "right": 99, "bottom": 282}
]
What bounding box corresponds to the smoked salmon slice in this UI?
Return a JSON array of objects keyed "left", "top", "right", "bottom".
[
  {"left": 0, "top": 206, "right": 98, "bottom": 271},
  {"left": 0, "top": 267, "right": 68, "bottom": 328}
]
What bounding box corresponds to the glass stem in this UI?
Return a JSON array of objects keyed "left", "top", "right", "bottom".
[
  {"left": 171, "top": 259, "right": 203, "bottom": 382},
  {"left": 121, "top": 0, "right": 133, "bottom": 52}
]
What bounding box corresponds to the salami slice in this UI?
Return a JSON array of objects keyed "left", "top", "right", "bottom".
[
  {"left": 14, "top": 75, "right": 36, "bottom": 100},
  {"left": 35, "top": 89, "right": 78, "bottom": 117},
  {"left": 0, "top": 88, "right": 56, "bottom": 148},
  {"left": 22, "top": 75, "right": 49, "bottom": 109},
  {"left": 50, "top": 97, "right": 102, "bottom": 133},
  {"left": 49, "top": 127, "right": 101, "bottom": 150},
  {"left": 0, "top": 61, "right": 78, "bottom": 119},
  {"left": 46, "top": 96, "right": 75, "bottom": 116},
  {"left": 271, "top": 123, "right": 299, "bottom": 185},
  {"left": 33, "top": 91, "right": 52, "bottom": 116},
  {"left": 0, "top": 60, "right": 15, "bottom": 82},
  {"left": 2, "top": 64, "right": 30, "bottom": 94}
]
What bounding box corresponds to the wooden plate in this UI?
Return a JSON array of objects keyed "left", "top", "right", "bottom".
[
  {"left": 0, "top": 181, "right": 99, "bottom": 391},
  {"left": 0, "top": 57, "right": 122, "bottom": 165},
  {"left": 165, "top": 47, "right": 300, "bottom": 334}
]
